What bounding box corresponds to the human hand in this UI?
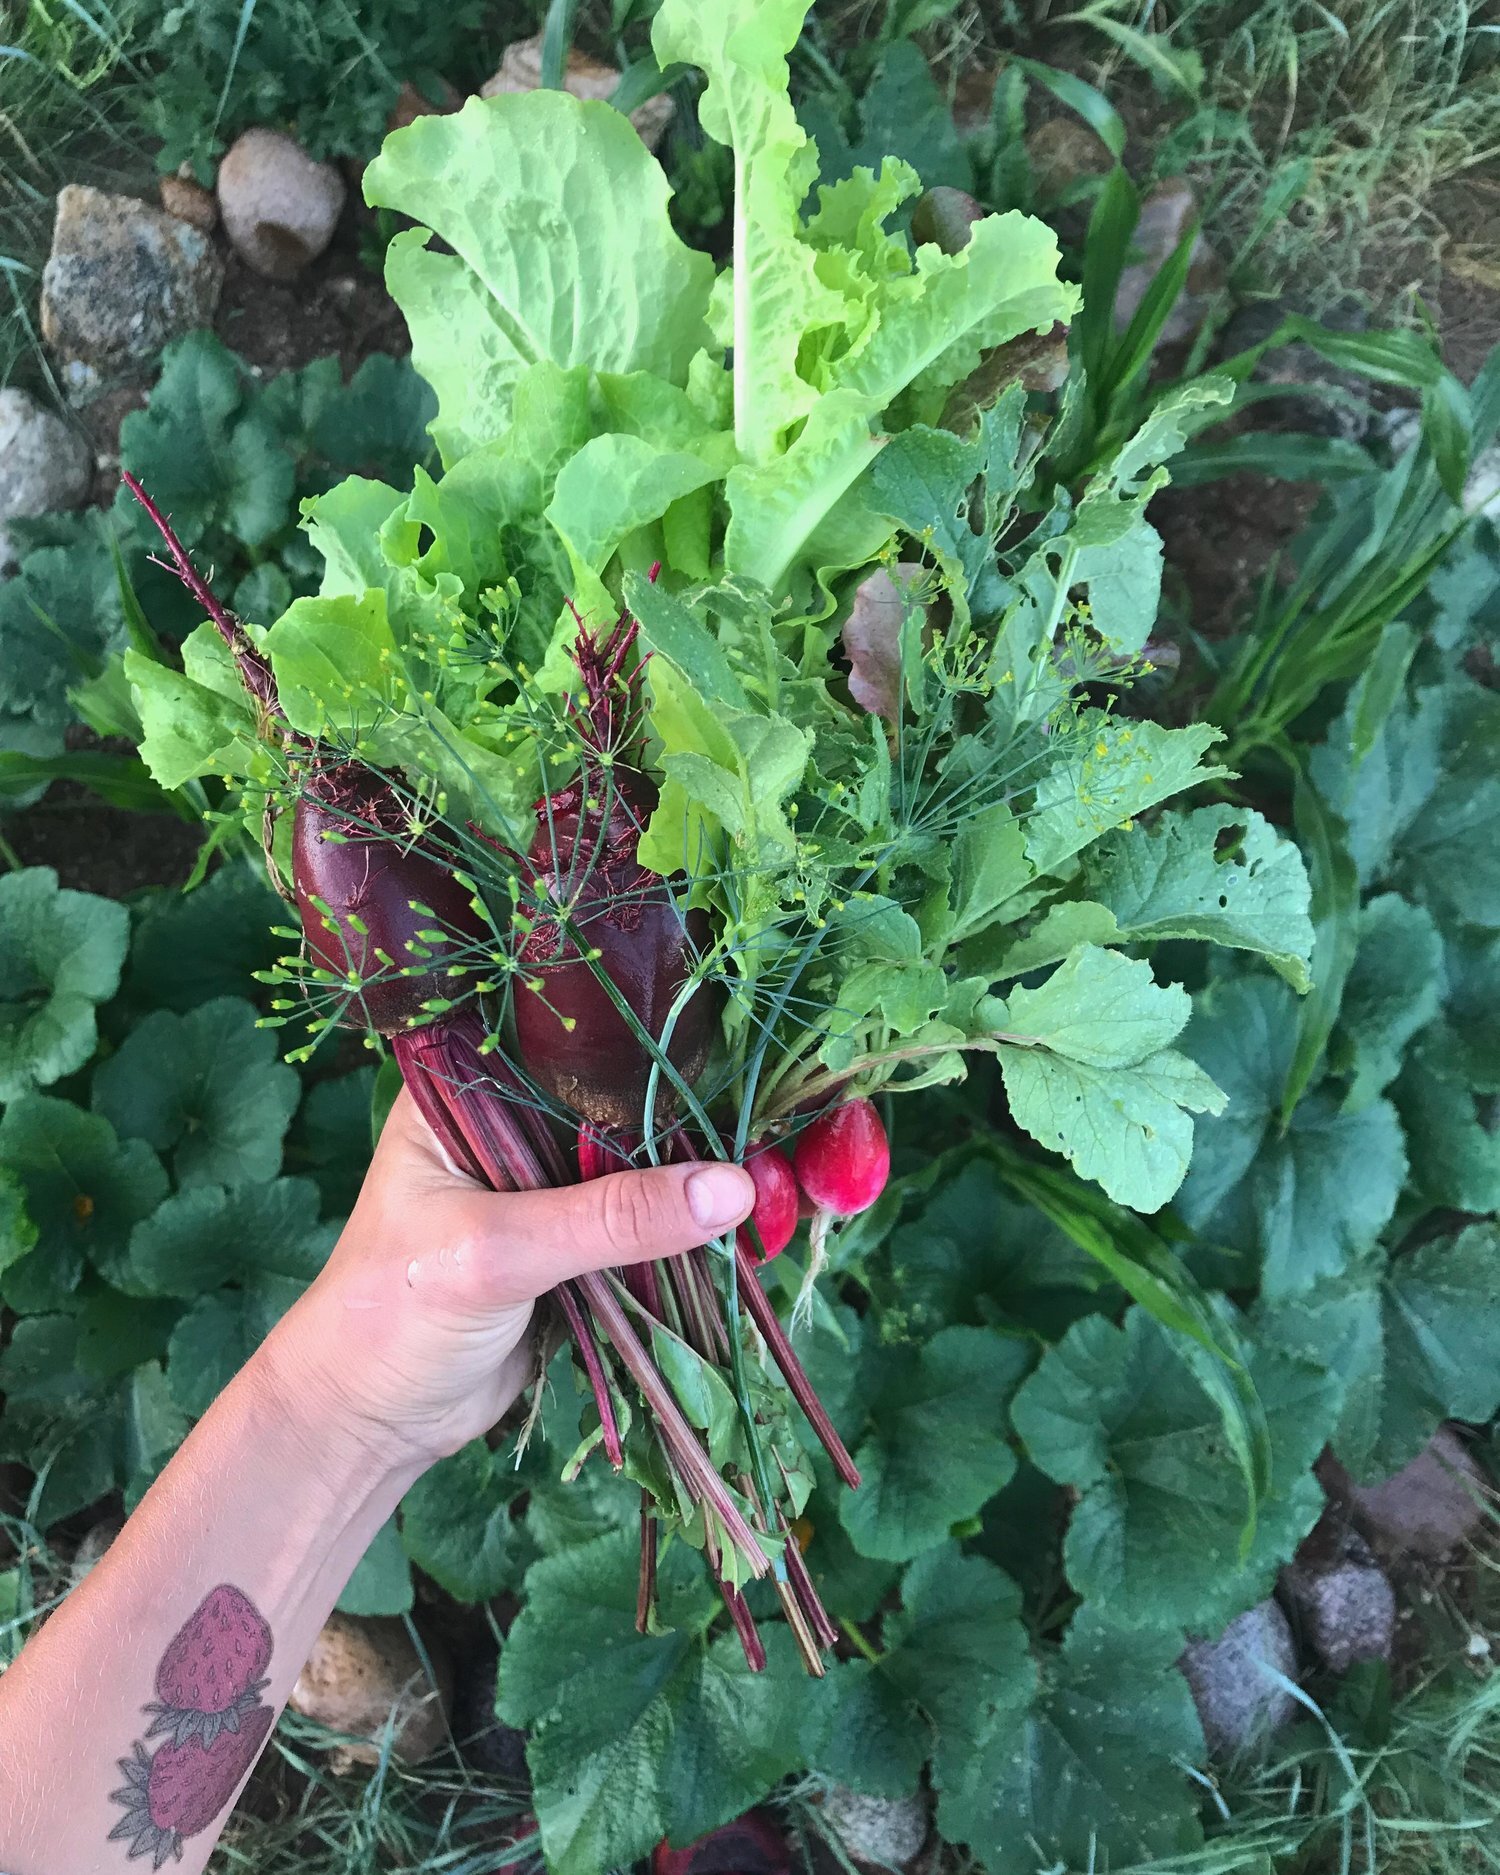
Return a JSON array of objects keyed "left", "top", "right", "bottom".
[{"left": 259, "top": 1090, "right": 755, "bottom": 1473}]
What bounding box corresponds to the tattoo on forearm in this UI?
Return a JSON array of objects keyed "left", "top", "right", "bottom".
[{"left": 107, "top": 1586, "right": 274, "bottom": 1867}]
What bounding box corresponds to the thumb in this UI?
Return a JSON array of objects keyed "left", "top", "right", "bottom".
[{"left": 497, "top": 1160, "right": 756, "bottom": 1292}]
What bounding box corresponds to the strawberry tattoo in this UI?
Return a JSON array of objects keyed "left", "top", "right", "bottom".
[
  {"left": 108, "top": 1703, "right": 273, "bottom": 1867},
  {"left": 108, "top": 1584, "right": 275, "bottom": 1863},
  {"left": 143, "top": 1584, "right": 273, "bottom": 1749}
]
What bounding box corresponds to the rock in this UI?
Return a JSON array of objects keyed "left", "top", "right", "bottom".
[
  {"left": 1353, "top": 1426, "right": 1491, "bottom": 1560},
  {"left": 1282, "top": 1534, "right": 1396, "bottom": 1674},
  {"left": 1180, "top": 1599, "right": 1298, "bottom": 1758},
  {"left": 1026, "top": 117, "right": 1113, "bottom": 198},
  {"left": 289, "top": 1612, "right": 452, "bottom": 1771},
  {"left": 819, "top": 1787, "right": 928, "bottom": 1871},
  {"left": 387, "top": 79, "right": 460, "bottom": 134},
  {"left": 40, "top": 184, "right": 222, "bottom": 371},
  {"left": 1114, "top": 181, "right": 1222, "bottom": 345},
  {"left": 159, "top": 169, "right": 218, "bottom": 234},
  {"left": 66, "top": 1517, "right": 124, "bottom": 1591},
  {"left": 0, "top": 387, "right": 93, "bottom": 570},
  {"left": 480, "top": 34, "right": 675, "bottom": 152},
  {"left": 217, "top": 128, "right": 346, "bottom": 281}
]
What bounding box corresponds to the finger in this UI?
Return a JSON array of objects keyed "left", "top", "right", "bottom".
[{"left": 490, "top": 1160, "right": 755, "bottom": 1293}]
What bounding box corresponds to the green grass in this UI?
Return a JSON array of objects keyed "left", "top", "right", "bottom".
[
  {"left": 0, "top": 0, "right": 153, "bottom": 393},
  {"left": 1055, "top": 0, "right": 1500, "bottom": 313}
]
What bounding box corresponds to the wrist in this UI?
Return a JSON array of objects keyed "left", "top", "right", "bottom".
[{"left": 250, "top": 1291, "right": 430, "bottom": 1497}]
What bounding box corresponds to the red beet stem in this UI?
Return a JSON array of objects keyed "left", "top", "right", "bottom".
[
  {"left": 121, "top": 470, "right": 286, "bottom": 723},
  {"left": 734, "top": 1244, "right": 861, "bottom": 1490}
]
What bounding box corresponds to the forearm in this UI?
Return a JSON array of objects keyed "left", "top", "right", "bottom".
[{"left": 0, "top": 1319, "right": 427, "bottom": 1875}]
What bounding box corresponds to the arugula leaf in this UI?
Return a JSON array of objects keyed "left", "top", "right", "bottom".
[
  {"left": 0, "top": 869, "right": 129, "bottom": 1101},
  {"left": 992, "top": 945, "right": 1226, "bottom": 1211},
  {"left": 1023, "top": 718, "right": 1229, "bottom": 878},
  {"left": 93, "top": 997, "right": 301, "bottom": 1190},
  {"left": 1061, "top": 805, "right": 1315, "bottom": 990},
  {"left": 364, "top": 92, "right": 714, "bottom": 465},
  {"left": 1011, "top": 1305, "right": 1335, "bottom": 1632}
]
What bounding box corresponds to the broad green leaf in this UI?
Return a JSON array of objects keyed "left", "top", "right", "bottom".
[
  {"left": 1011, "top": 1306, "right": 1335, "bottom": 1632},
  {"left": 498, "top": 1531, "right": 827, "bottom": 1873},
  {"left": 0, "top": 530, "right": 123, "bottom": 729},
  {"left": 126, "top": 866, "right": 284, "bottom": 1014},
  {"left": 820, "top": 1544, "right": 1035, "bottom": 1798},
  {"left": 262, "top": 590, "right": 402, "bottom": 737},
  {"left": 947, "top": 803, "right": 1031, "bottom": 942},
  {"left": 365, "top": 92, "right": 714, "bottom": 464},
  {"left": 937, "top": 1608, "right": 1205, "bottom": 1873},
  {"left": 1077, "top": 805, "right": 1315, "bottom": 990},
  {"left": 1179, "top": 975, "right": 1406, "bottom": 1296},
  {"left": 122, "top": 1361, "right": 190, "bottom": 1508},
  {"left": 166, "top": 1273, "right": 309, "bottom": 1416},
  {"left": 337, "top": 1517, "right": 415, "bottom": 1617},
  {"left": 76, "top": 1286, "right": 179, "bottom": 1384},
  {"left": 401, "top": 1439, "right": 521, "bottom": 1601},
  {"left": 128, "top": 1178, "right": 332, "bottom": 1299},
  {"left": 0, "top": 1097, "right": 167, "bottom": 1306},
  {"left": 839, "top": 1326, "right": 1031, "bottom": 1562},
  {"left": 124, "top": 627, "right": 258, "bottom": 793},
  {"left": 0, "top": 1315, "right": 123, "bottom": 1525},
  {"left": 289, "top": 1067, "right": 375, "bottom": 1217},
  {"left": 992, "top": 946, "right": 1225, "bottom": 1211},
  {"left": 0, "top": 868, "right": 128, "bottom": 1100},
  {"left": 1394, "top": 1029, "right": 1500, "bottom": 1215},
  {"left": 1332, "top": 895, "right": 1443, "bottom": 1108},
  {"left": 1023, "top": 717, "right": 1229, "bottom": 878},
  {"left": 1261, "top": 1225, "right": 1500, "bottom": 1481},
  {"left": 116, "top": 332, "right": 296, "bottom": 550},
  {"left": 93, "top": 997, "right": 300, "bottom": 1189}
]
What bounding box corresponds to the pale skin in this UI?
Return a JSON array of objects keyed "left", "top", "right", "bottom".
[{"left": 0, "top": 1092, "right": 755, "bottom": 1875}]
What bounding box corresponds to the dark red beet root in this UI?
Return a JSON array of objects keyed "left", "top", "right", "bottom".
[
  {"left": 793, "top": 1098, "right": 890, "bottom": 1216},
  {"left": 737, "top": 1143, "right": 799, "bottom": 1261},
  {"left": 293, "top": 762, "right": 487, "bottom": 1036},
  {"left": 652, "top": 1809, "right": 790, "bottom": 1875},
  {"left": 512, "top": 764, "right": 717, "bottom": 1129}
]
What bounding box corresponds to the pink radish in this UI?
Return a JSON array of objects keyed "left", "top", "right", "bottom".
[
  {"left": 736, "top": 1143, "right": 799, "bottom": 1262},
  {"left": 793, "top": 1099, "right": 889, "bottom": 1216}
]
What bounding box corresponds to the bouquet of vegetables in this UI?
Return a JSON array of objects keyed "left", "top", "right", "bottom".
[{"left": 126, "top": 0, "right": 1303, "bottom": 1669}]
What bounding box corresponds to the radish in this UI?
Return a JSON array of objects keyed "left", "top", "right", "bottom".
[
  {"left": 736, "top": 1143, "right": 798, "bottom": 1262},
  {"left": 793, "top": 1098, "right": 890, "bottom": 1216}
]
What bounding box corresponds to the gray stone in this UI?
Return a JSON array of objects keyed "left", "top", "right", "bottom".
[
  {"left": 1180, "top": 1599, "right": 1299, "bottom": 1759},
  {"left": 1354, "top": 1426, "right": 1492, "bottom": 1560},
  {"left": 217, "top": 128, "right": 346, "bottom": 281},
  {"left": 1114, "top": 181, "right": 1221, "bottom": 346},
  {"left": 820, "top": 1786, "right": 928, "bottom": 1871},
  {"left": 40, "top": 184, "right": 222, "bottom": 370},
  {"left": 0, "top": 387, "right": 93, "bottom": 569},
  {"left": 1282, "top": 1537, "right": 1396, "bottom": 1674}
]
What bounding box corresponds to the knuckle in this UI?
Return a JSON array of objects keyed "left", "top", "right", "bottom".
[{"left": 598, "top": 1171, "right": 673, "bottom": 1253}]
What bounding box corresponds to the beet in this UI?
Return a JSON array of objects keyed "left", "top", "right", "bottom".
[
  {"left": 793, "top": 1099, "right": 890, "bottom": 1216},
  {"left": 736, "top": 1143, "right": 799, "bottom": 1262},
  {"left": 293, "top": 761, "right": 486, "bottom": 1036}
]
